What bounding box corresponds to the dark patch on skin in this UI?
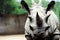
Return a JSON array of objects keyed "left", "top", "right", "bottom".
[
  {"left": 25, "top": 30, "right": 33, "bottom": 40},
  {"left": 45, "top": 26, "right": 50, "bottom": 31},
  {"left": 36, "top": 13, "right": 42, "bottom": 27},
  {"left": 25, "top": 34, "right": 33, "bottom": 40},
  {"left": 45, "top": 14, "right": 51, "bottom": 22},
  {"left": 28, "top": 16, "right": 32, "bottom": 22},
  {"left": 46, "top": 1, "right": 55, "bottom": 13},
  {"left": 25, "top": 33, "right": 33, "bottom": 40},
  {"left": 21, "top": 0, "right": 30, "bottom": 14},
  {"left": 33, "top": 34, "right": 45, "bottom": 40},
  {"left": 29, "top": 26, "right": 34, "bottom": 31}
]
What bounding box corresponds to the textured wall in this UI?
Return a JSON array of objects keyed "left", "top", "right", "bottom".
[{"left": 0, "top": 14, "right": 27, "bottom": 35}]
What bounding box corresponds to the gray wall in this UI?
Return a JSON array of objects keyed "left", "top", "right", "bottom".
[{"left": 0, "top": 14, "right": 27, "bottom": 35}]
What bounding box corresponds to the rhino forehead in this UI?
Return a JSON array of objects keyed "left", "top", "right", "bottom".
[{"left": 30, "top": 5, "right": 45, "bottom": 15}]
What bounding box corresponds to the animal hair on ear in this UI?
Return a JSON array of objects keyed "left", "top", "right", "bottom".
[
  {"left": 21, "top": 0, "right": 30, "bottom": 14},
  {"left": 46, "top": 1, "right": 55, "bottom": 14}
]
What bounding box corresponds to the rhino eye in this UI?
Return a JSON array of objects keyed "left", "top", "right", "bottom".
[
  {"left": 29, "top": 26, "right": 34, "bottom": 31},
  {"left": 45, "top": 14, "right": 51, "bottom": 22},
  {"left": 45, "top": 26, "right": 50, "bottom": 31},
  {"left": 28, "top": 16, "right": 32, "bottom": 22}
]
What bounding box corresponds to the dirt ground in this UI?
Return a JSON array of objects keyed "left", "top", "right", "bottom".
[{"left": 0, "top": 34, "right": 26, "bottom": 40}]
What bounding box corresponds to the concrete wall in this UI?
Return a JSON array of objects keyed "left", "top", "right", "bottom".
[{"left": 0, "top": 14, "right": 27, "bottom": 35}]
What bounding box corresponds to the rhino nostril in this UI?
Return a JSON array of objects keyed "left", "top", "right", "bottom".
[
  {"left": 40, "top": 32, "right": 44, "bottom": 35},
  {"left": 38, "top": 32, "right": 40, "bottom": 33},
  {"left": 41, "top": 33, "right": 44, "bottom": 35},
  {"left": 34, "top": 34, "right": 37, "bottom": 36}
]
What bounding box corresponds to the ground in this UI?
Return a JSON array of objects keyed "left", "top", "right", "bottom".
[{"left": 0, "top": 34, "right": 26, "bottom": 40}]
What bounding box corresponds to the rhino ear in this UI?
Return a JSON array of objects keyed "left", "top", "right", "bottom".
[
  {"left": 46, "top": 1, "right": 55, "bottom": 13},
  {"left": 36, "top": 13, "right": 42, "bottom": 27},
  {"left": 21, "top": 0, "right": 30, "bottom": 14}
]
